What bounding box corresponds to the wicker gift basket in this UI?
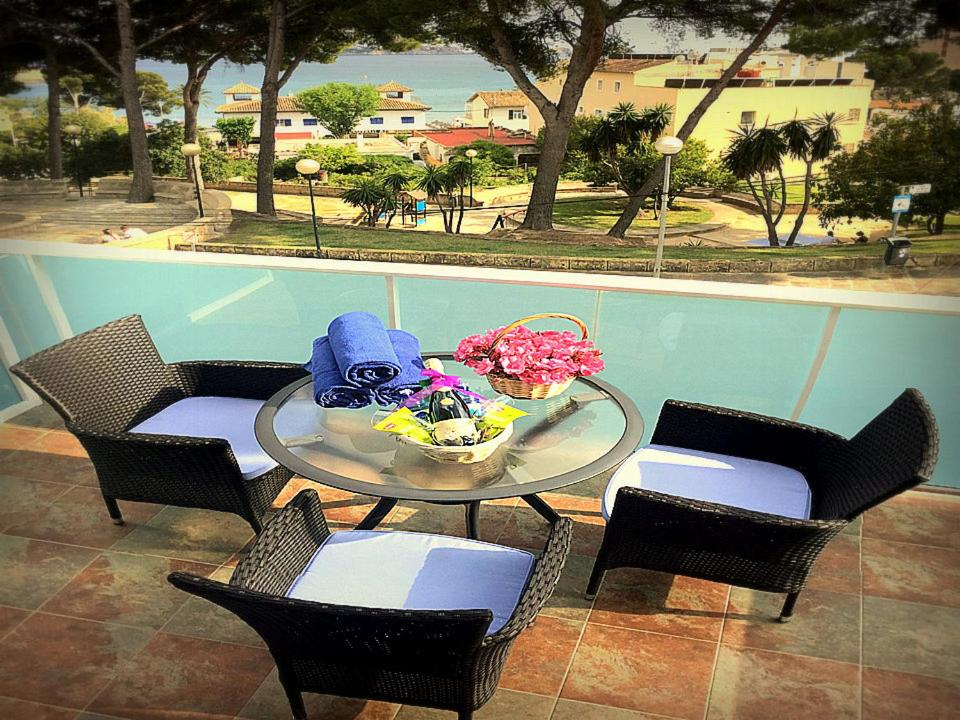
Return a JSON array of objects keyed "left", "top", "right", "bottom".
[
  {"left": 484, "top": 313, "right": 590, "bottom": 400},
  {"left": 396, "top": 423, "right": 514, "bottom": 464}
]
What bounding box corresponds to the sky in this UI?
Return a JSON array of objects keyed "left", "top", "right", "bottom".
[{"left": 618, "top": 18, "right": 788, "bottom": 53}]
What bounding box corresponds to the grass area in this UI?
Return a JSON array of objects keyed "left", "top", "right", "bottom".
[
  {"left": 218, "top": 216, "right": 960, "bottom": 260},
  {"left": 552, "top": 198, "right": 713, "bottom": 230}
]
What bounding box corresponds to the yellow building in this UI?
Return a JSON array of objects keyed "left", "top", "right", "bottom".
[
  {"left": 462, "top": 90, "right": 530, "bottom": 131},
  {"left": 529, "top": 51, "right": 875, "bottom": 176}
]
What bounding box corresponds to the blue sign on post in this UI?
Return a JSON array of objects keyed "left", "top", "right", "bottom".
[{"left": 892, "top": 194, "right": 912, "bottom": 213}]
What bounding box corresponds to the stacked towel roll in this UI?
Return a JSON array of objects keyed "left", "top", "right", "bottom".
[{"left": 305, "top": 312, "right": 424, "bottom": 409}]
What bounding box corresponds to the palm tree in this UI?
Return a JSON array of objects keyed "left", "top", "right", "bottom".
[
  {"left": 416, "top": 166, "right": 454, "bottom": 233},
  {"left": 782, "top": 114, "right": 839, "bottom": 246},
  {"left": 379, "top": 171, "right": 409, "bottom": 228},
  {"left": 723, "top": 125, "right": 788, "bottom": 246},
  {"left": 342, "top": 178, "right": 387, "bottom": 226},
  {"left": 637, "top": 103, "right": 672, "bottom": 144},
  {"left": 447, "top": 156, "right": 473, "bottom": 234}
]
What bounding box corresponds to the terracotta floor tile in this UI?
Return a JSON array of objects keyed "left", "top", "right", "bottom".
[
  {"left": 5, "top": 403, "right": 64, "bottom": 430},
  {"left": 590, "top": 569, "right": 728, "bottom": 642},
  {"left": 0, "top": 425, "right": 49, "bottom": 452},
  {"left": 110, "top": 505, "right": 255, "bottom": 564},
  {"left": 42, "top": 551, "right": 214, "bottom": 629},
  {"left": 861, "top": 667, "right": 960, "bottom": 720},
  {"left": 239, "top": 668, "right": 400, "bottom": 720},
  {"left": 707, "top": 646, "right": 859, "bottom": 720},
  {"left": 5, "top": 486, "right": 163, "bottom": 550},
  {"left": 271, "top": 476, "right": 328, "bottom": 509},
  {"left": 500, "top": 504, "right": 605, "bottom": 556},
  {"left": 394, "top": 688, "right": 555, "bottom": 719},
  {"left": 88, "top": 632, "right": 274, "bottom": 720},
  {"left": 499, "top": 615, "right": 584, "bottom": 696},
  {"left": 864, "top": 491, "right": 960, "bottom": 550},
  {"left": 0, "top": 696, "right": 80, "bottom": 720},
  {"left": 0, "top": 534, "right": 98, "bottom": 609},
  {"left": 862, "top": 538, "right": 960, "bottom": 607},
  {"left": 862, "top": 596, "right": 960, "bottom": 682},
  {"left": 0, "top": 605, "right": 31, "bottom": 639},
  {"left": 540, "top": 553, "right": 596, "bottom": 622},
  {"left": 0, "top": 474, "right": 73, "bottom": 532},
  {"left": 0, "top": 449, "right": 98, "bottom": 486},
  {"left": 721, "top": 588, "right": 860, "bottom": 663},
  {"left": 561, "top": 624, "right": 715, "bottom": 719},
  {"left": 163, "top": 565, "right": 264, "bottom": 647},
  {"left": 26, "top": 430, "right": 88, "bottom": 458},
  {"left": 551, "top": 698, "right": 678, "bottom": 719},
  {"left": 0, "top": 612, "right": 152, "bottom": 708},
  {"left": 805, "top": 532, "right": 861, "bottom": 595}
]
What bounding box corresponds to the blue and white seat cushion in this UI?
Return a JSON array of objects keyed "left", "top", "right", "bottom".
[
  {"left": 602, "top": 444, "right": 812, "bottom": 521},
  {"left": 286, "top": 530, "right": 536, "bottom": 635},
  {"left": 129, "top": 396, "right": 278, "bottom": 480}
]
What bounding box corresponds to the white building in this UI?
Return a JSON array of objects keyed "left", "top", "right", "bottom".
[
  {"left": 215, "top": 80, "right": 432, "bottom": 150},
  {"left": 462, "top": 90, "right": 529, "bottom": 131}
]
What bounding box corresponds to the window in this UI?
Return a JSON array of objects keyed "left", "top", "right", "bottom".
[
  {"left": 846, "top": 108, "right": 861, "bottom": 121},
  {"left": 597, "top": 79, "right": 604, "bottom": 91},
  {"left": 387, "top": 91, "right": 403, "bottom": 99},
  {"left": 614, "top": 81, "right": 621, "bottom": 93},
  {"left": 740, "top": 111, "right": 756, "bottom": 126},
  {"left": 233, "top": 93, "right": 252, "bottom": 101},
  {"left": 594, "top": 109, "right": 604, "bottom": 117},
  {"left": 274, "top": 118, "right": 292, "bottom": 127},
  {"left": 508, "top": 109, "right": 527, "bottom": 120},
  {"left": 401, "top": 116, "right": 415, "bottom": 124},
  {"left": 843, "top": 142, "right": 856, "bottom": 152},
  {"left": 370, "top": 117, "right": 384, "bottom": 125},
  {"left": 577, "top": 106, "right": 584, "bottom": 115},
  {"left": 303, "top": 118, "right": 318, "bottom": 126},
  {"left": 483, "top": 108, "right": 490, "bottom": 118}
]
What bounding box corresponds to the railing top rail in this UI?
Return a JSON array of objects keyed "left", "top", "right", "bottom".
[{"left": 1, "top": 239, "right": 958, "bottom": 316}]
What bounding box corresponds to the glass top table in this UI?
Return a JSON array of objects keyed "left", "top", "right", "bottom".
[{"left": 255, "top": 355, "right": 643, "bottom": 538}]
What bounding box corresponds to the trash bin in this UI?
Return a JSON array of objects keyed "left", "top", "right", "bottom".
[{"left": 883, "top": 237, "right": 912, "bottom": 266}]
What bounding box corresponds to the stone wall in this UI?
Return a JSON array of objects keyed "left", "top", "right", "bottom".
[
  {"left": 176, "top": 242, "right": 960, "bottom": 275},
  {"left": 206, "top": 180, "right": 347, "bottom": 197},
  {"left": 0, "top": 179, "right": 69, "bottom": 200}
]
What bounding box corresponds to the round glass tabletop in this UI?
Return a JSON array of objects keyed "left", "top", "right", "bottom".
[{"left": 255, "top": 355, "right": 643, "bottom": 503}]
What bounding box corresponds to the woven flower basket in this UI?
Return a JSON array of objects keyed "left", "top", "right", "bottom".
[{"left": 485, "top": 313, "right": 589, "bottom": 400}]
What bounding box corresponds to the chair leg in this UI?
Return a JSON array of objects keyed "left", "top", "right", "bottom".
[
  {"left": 585, "top": 557, "right": 605, "bottom": 600},
  {"left": 779, "top": 591, "right": 801, "bottom": 623},
  {"left": 278, "top": 671, "right": 306, "bottom": 720},
  {"left": 246, "top": 515, "right": 263, "bottom": 535},
  {"left": 458, "top": 710, "right": 473, "bottom": 720},
  {"left": 102, "top": 495, "right": 124, "bottom": 526}
]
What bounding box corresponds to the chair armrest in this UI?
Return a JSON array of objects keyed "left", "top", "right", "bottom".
[
  {"left": 172, "top": 360, "right": 308, "bottom": 401},
  {"left": 485, "top": 517, "right": 572, "bottom": 644},
  {"left": 231, "top": 488, "right": 332, "bottom": 596},
  {"left": 651, "top": 399, "right": 848, "bottom": 474}
]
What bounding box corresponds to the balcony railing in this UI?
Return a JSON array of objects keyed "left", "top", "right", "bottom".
[{"left": 1, "top": 239, "right": 958, "bottom": 488}]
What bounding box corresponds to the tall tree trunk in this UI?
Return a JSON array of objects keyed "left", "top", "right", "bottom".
[
  {"left": 115, "top": 0, "right": 154, "bottom": 202},
  {"left": 746, "top": 176, "right": 779, "bottom": 246},
  {"left": 456, "top": 186, "right": 465, "bottom": 233},
  {"left": 256, "top": 0, "right": 285, "bottom": 215},
  {"left": 522, "top": 116, "right": 573, "bottom": 229},
  {"left": 182, "top": 59, "right": 209, "bottom": 190},
  {"left": 44, "top": 44, "right": 63, "bottom": 181},
  {"left": 606, "top": 0, "right": 791, "bottom": 238},
  {"left": 785, "top": 159, "right": 813, "bottom": 246}
]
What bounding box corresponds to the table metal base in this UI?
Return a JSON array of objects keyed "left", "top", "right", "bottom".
[{"left": 355, "top": 494, "right": 562, "bottom": 540}]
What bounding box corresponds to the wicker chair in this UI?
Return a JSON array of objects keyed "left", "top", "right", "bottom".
[
  {"left": 587, "top": 389, "right": 939, "bottom": 621},
  {"left": 169, "top": 489, "right": 572, "bottom": 719},
  {"left": 10, "top": 314, "right": 307, "bottom": 533}
]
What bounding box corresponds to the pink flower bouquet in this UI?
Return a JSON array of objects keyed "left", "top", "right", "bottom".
[{"left": 454, "top": 315, "right": 604, "bottom": 399}]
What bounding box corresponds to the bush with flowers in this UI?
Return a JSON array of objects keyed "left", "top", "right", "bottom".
[{"left": 454, "top": 325, "right": 604, "bottom": 385}]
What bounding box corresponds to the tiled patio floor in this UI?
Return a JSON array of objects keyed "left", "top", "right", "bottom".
[{"left": 0, "top": 405, "right": 958, "bottom": 720}]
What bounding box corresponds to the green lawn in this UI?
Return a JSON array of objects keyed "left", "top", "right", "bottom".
[
  {"left": 217, "top": 216, "right": 960, "bottom": 260},
  {"left": 552, "top": 198, "right": 713, "bottom": 231}
]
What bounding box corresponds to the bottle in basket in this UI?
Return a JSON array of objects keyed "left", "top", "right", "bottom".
[{"left": 429, "top": 387, "right": 480, "bottom": 446}]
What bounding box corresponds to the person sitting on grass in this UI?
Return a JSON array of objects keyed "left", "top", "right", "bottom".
[{"left": 100, "top": 228, "right": 119, "bottom": 243}]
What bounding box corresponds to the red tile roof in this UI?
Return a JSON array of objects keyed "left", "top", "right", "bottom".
[
  {"left": 596, "top": 58, "right": 669, "bottom": 73},
  {"left": 415, "top": 127, "right": 537, "bottom": 147},
  {"left": 378, "top": 97, "right": 430, "bottom": 111},
  {"left": 224, "top": 82, "right": 260, "bottom": 94},
  {"left": 377, "top": 80, "right": 413, "bottom": 92},
  {"left": 467, "top": 90, "right": 528, "bottom": 108}
]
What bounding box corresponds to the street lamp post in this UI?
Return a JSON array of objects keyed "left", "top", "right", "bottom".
[
  {"left": 179, "top": 143, "right": 204, "bottom": 218},
  {"left": 465, "top": 148, "right": 478, "bottom": 208},
  {"left": 296, "top": 158, "right": 322, "bottom": 254},
  {"left": 64, "top": 124, "right": 83, "bottom": 198},
  {"left": 652, "top": 136, "right": 684, "bottom": 278}
]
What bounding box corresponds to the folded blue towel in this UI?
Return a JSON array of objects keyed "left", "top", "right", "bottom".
[
  {"left": 374, "top": 330, "right": 425, "bottom": 406},
  {"left": 306, "top": 336, "right": 375, "bottom": 409},
  {"left": 327, "top": 312, "right": 400, "bottom": 387}
]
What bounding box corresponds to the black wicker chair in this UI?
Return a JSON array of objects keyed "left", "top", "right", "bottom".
[
  {"left": 10, "top": 314, "right": 307, "bottom": 533},
  {"left": 587, "top": 389, "right": 939, "bottom": 621},
  {"left": 169, "top": 489, "right": 572, "bottom": 719}
]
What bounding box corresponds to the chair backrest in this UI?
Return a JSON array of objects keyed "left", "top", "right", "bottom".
[
  {"left": 813, "top": 389, "right": 939, "bottom": 520},
  {"left": 167, "top": 572, "right": 491, "bottom": 700},
  {"left": 10, "top": 315, "right": 188, "bottom": 432}
]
